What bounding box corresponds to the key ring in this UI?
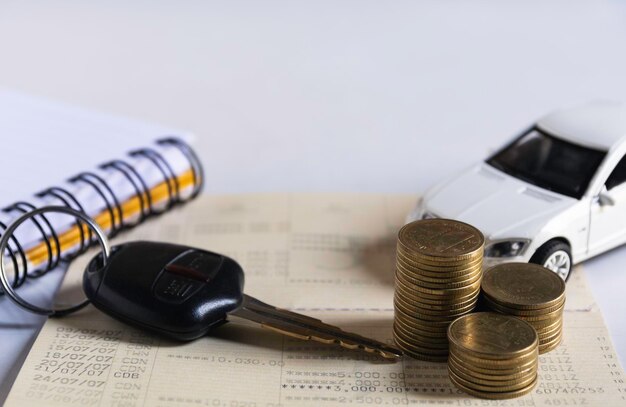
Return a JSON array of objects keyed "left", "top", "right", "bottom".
[{"left": 0, "top": 206, "right": 111, "bottom": 316}]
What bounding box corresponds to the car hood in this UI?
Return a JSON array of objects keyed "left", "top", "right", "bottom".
[{"left": 424, "top": 164, "right": 577, "bottom": 240}]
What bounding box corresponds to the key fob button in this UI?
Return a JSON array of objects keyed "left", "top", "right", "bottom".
[
  {"left": 153, "top": 270, "right": 205, "bottom": 304},
  {"left": 83, "top": 241, "right": 245, "bottom": 341},
  {"left": 163, "top": 249, "right": 224, "bottom": 282}
]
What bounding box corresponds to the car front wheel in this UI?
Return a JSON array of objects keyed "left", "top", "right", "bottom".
[{"left": 529, "top": 240, "right": 572, "bottom": 281}]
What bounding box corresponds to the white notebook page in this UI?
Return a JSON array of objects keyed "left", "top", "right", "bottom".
[{"left": 0, "top": 90, "right": 194, "bottom": 400}]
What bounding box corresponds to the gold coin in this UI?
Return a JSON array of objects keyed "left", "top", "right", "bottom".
[
  {"left": 395, "top": 290, "right": 478, "bottom": 305},
  {"left": 395, "top": 278, "right": 481, "bottom": 302},
  {"left": 396, "top": 270, "right": 480, "bottom": 289},
  {"left": 448, "top": 353, "right": 536, "bottom": 381},
  {"left": 395, "top": 305, "right": 469, "bottom": 322},
  {"left": 395, "top": 260, "right": 482, "bottom": 279},
  {"left": 539, "top": 333, "right": 562, "bottom": 354},
  {"left": 482, "top": 294, "right": 565, "bottom": 318},
  {"left": 394, "top": 310, "right": 451, "bottom": 332},
  {"left": 397, "top": 254, "right": 484, "bottom": 274},
  {"left": 516, "top": 306, "right": 564, "bottom": 322},
  {"left": 397, "top": 289, "right": 480, "bottom": 305},
  {"left": 538, "top": 328, "right": 563, "bottom": 344},
  {"left": 527, "top": 314, "right": 563, "bottom": 329},
  {"left": 401, "top": 268, "right": 483, "bottom": 282},
  {"left": 449, "top": 348, "right": 538, "bottom": 369},
  {"left": 394, "top": 319, "right": 449, "bottom": 336},
  {"left": 448, "top": 369, "right": 537, "bottom": 398},
  {"left": 396, "top": 250, "right": 483, "bottom": 270},
  {"left": 482, "top": 263, "right": 566, "bottom": 310},
  {"left": 448, "top": 364, "right": 536, "bottom": 388},
  {"left": 395, "top": 322, "right": 448, "bottom": 338},
  {"left": 450, "top": 343, "right": 538, "bottom": 368},
  {"left": 394, "top": 339, "right": 449, "bottom": 359},
  {"left": 394, "top": 288, "right": 478, "bottom": 311},
  {"left": 394, "top": 267, "right": 482, "bottom": 289},
  {"left": 394, "top": 316, "right": 450, "bottom": 338},
  {"left": 448, "top": 351, "right": 538, "bottom": 375},
  {"left": 396, "top": 260, "right": 483, "bottom": 283},
  {"left": 397, "top": 265, "right": 483, "bottom": 289},
  {"left": 393, "top": 318, "right": 448, "bottom": 334},
  {"left": 449, "top": 368, "right": 537, "bottom": 393},
  {"left": 396, "top": 273, "right": 482, "bottom": 297},
  {"left": 393, "top": 327, "right": 450, "bottom": 356},
  {"left": 483, "top": 308, "right": 563, "bottom": 330},
  {"left": 397, "top": 242, "right": 483, "bottom": 265},
  {"left": 394, "top": 296, "right": 476, "bottom": 319},
  {"left": 449, "top": 372, "right": 537, "bottom": 400},
  {"left": 394, "top": 304, "right": 453, "bottom": 322},
  {"left": 537, "top": 321, "right": 563, "bottom": 339},
  {"left": 538, "top": 328, "right": 562, "bottom": 344},
  {"left": 448, "top": 313, "right": 538, "bottom": 360},
  {"left": 395, "top": 342, "right": 449, "bottom": 362},
  {"left": 397, "top": 249, "right": 484, "bottom": 270},
  {"left": 394, "top": 301, "right": 475, "bottom": 322},
  {"left": 396, "top": 234, "right": 485, "bottom": 256},
  {"left": 396, "top": 269, "right": 481, "bottom": 290},
  {"left": 482, "top": 293, "right": 565, "bottom": 315},
  {"left": 396, "top": 281, "right": 480, "bottom": 301},
  {"left": 398, "top": 219, "right": 485, "bottom": 261},
  {"left": 396, "top": 281, "right": 480, "bottom": 305},
  {"left": 395, "top": 293, "right": 477, "bottom": 314},
  {"left": 394, "top": 302, "right": 476, "bottom": 317},
  {"left": 393, "top": 322, "right": 449, "bottom": 349},
  {"left": 395, "top": 290, "right": 479, "bottom": 310}
]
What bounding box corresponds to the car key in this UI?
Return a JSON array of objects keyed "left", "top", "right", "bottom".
[{"left": 83, "top": 241, "right": 402, "bottom": 360}]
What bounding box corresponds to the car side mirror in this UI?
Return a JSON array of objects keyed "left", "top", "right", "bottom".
[{"left": 598, "top": 192, "right": 615, "bottom": 207}]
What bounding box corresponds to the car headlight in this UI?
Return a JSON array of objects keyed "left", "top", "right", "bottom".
[{"left": 484, "top": 240, "right": 529, "bottom": 257}]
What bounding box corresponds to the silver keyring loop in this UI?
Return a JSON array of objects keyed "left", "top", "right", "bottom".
[{"left": 0, "top": 206, "right": 110, "bottom": 316}]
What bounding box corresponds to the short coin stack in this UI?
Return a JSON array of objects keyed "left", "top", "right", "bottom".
[
  {"left": 448, "top": 313, "right": 539, "bottom": 399},
  {"left": 481, "top": 262, "right": 565, "bottom": 354},
  {"left": 394, "top": 219, "right": 484, "bottom": 362}
]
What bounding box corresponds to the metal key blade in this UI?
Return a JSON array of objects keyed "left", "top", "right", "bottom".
[{"left": 228, "top": 295, "right": 403, "bottom": 360}]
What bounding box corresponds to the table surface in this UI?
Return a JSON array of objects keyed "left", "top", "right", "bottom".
[{"left": 1, "top": 0, "right": 626, "bottom": 396}]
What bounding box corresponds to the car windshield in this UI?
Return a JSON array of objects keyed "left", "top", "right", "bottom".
[{"left": 486, "top": 127, "right": 606, "bottom": 199}]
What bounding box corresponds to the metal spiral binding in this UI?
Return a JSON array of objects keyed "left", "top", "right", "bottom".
[
  {"left": 100, "top": 160, "right": 151, "bottom": 221},
  {"left": 69, "top": 172, "right": 125, "bottom": 236},
  {"left": 37, "top": 187, "right": 92, "bottom": 258},
  {"left": 0, "top": 220, "right": 27, "bottom": 288},
  {"left": 130, "top": 148, "right": 179, "bottom": 210},
  {"left": 3, "top": 202, "right": 62, "bottom": 277},
  {"left": 158, "top": 137, "right": 204, "bottom": 199},
  {"left": 0, "top": 138, "right": 204, "bottom": 304},
  {"left": 0, "top": 206, "right": 111, "bottom": 316}
]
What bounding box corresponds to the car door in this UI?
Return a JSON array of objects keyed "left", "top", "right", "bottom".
[{"left": 588, "top": 154, "right": 626, "bottom": 255}]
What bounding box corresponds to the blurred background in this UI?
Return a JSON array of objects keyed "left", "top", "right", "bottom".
[
  {"left": 0, "top": 0, "right": 625, "bottom": 369},
  {"left": 2, "top": 1, "right": 626, "bottom": 194}
]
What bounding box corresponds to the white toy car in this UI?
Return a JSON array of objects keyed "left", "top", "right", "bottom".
[{"left": 408, "top": 102, "right": 626, "bottom": 281}]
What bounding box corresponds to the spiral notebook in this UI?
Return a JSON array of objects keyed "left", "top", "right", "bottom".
[
  {"left": 0, "top": 90, "right": 203, "bottom": 284},
  {"left": 0, "top": 90, "right": 203, "bottom": 398}
]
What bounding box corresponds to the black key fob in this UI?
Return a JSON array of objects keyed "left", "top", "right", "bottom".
[{"left": 83, "top": 241, "right": 244, "bottom": 341}]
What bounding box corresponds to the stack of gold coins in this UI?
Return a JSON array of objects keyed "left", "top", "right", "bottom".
[
  {"left": 393, "top": 219, "right": 484, "bottom": 362},
  {"left": 480, "top": 263, "right": 565, "bottom": 354},
  {"left": 448, "top": 313, "right": 539, "bottom": 399}
]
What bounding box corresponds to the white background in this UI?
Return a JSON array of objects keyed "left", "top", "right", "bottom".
[{"left": 1, "top": 0, "right": 626, "bottom": 391}]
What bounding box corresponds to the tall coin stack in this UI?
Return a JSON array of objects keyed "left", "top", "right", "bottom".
[
  {"left": 394, "top": 219, "right": 485, "bottom": 362},
  {"left": 447, "top": 313, "right": 539, "bottom": 399},
  {"left": 480, "top": 263, "right": 566, "bottom": 354}
]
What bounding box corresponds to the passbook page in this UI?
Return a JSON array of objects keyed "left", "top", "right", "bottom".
[{"left": 6, "top": 194, "right": 626, "bottom": 406}]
